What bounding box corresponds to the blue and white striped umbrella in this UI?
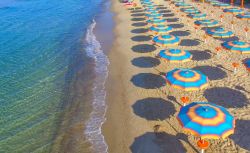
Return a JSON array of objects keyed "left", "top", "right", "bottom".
[
  {"left": 206, "top": 27, "right": 234, "bottom": 38},
  {"left": 177, "top": 102, "right": 235, "bottom": 139},
  {"left": 165, "top": 68, "right": 209, "bottom": 91},
  {"left": 195, "top": 19, "right": 220, "bottom": 27},
  {"left": 158, "top": 49, "right": 192, "bottom": 62},
  {"left": 222, "top": 41, "right": 250, "bottom": 54}
]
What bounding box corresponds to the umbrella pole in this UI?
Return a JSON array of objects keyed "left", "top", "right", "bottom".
[{"left": 197, "top": 139, "right": 209, "bottom": 153}]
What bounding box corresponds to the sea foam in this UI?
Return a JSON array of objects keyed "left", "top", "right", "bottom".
[{"left": 84, "top": 20, "right": 109, "bottom": 153}]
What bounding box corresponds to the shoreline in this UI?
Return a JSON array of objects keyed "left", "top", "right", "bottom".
[{"left": 49, "top": 1, "right": 114, "bottom": 152}]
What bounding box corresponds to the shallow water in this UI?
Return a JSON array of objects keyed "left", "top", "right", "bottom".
[{"left": 0, "top": 0, "right": 108, "bottom": 152}]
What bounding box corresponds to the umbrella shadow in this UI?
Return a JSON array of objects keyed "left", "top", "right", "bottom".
[
  {"left": 193, "top": 65, "right": 227, "bottom": 80},
  {"left": 189, "top": 50, "right": 211, "bottom": 61},
  {"left": 131, "top": 17, "right": 146, "bottom": 22},
  {"left": 131, "top": 35, "right": 152, "bottom": 42},
  {"left": 132, "top": 22, "right": 147, "bottom": 27},
  {"left": 169, "top": 30, "right": 190, "bottom": 37},
  {"left": 216, "top": 36, "right": 239, "bottom": 42},
  {"left": 130, "top": 132, "right": 187, "bottom": 153},
  {"left": 162, "top": 13, "right": 175, "bottom": 17},
  {"left": 230, "top": 119, "right": 250, "bottom": 151},
  {"left": 167, "top": 95, "right": 182, "bottom": 106},
  {"left": 131, "top": 56, "right": 160, "bottom": 68},
  {"left": 159, "top": 10, "right": 172, "bottom": 13},
  {"left": 180, "top": 39, "right": 200, "bottom": 46},
  {"left": 131, "top": 73, "right": 166, "bottom": 89},
  {"left": 130, "top": 10, "right": 144, "bottom": 13},
  {"left": 132, "top": 44, "right": 157, "bottom": 53},
  {"left": 166, "top": 18, "right": 179, "bottom": 23},
  {"left": 132, "top": 97, "right": 176, "bottom": 120},
  {"left": 168, "top": 23, "right": 184, "bottom": 29},
  {"left": 131, "top": 28, "right": 149, "bottom": 34},
  {"left": 176, "top": 133, "right": 199, "bottom": 153},
  {"left": 131, "top": 13, "right": 145, "bottom": 17},
  {"left": 156, "top": 6, "right": 169, "bottom": 10},
  {"left": 204, "top": 87, "right": 249, "bottom": 108},
  {"left": 128, "top": 7, "right": 143, "bottom": 11}
]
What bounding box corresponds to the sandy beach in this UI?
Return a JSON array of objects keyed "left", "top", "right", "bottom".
[{"left": 103, "top": 0, "right": 250, "bottom": 152}]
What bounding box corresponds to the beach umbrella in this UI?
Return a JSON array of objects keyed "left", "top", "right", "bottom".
[
  {"left": 222, "top": 41, "right": 250, "bottom": 54},
  {"left": 236, "top": 12, "right": 250, "bottom": 20},
  {"left": 153, "top": 34, "right": 180, "bottom": 47},
  {"left": 214, "top": 3, "right": 231, "bottom": 8},
  {"left": 165, "top": 68, "right": 208, "bottom": 91},
  {"left": 206, "top": 0, "right": 218, "bottom": 3},
  {"left": 175, "top": 3, "right": 193, "bottom": 8},
  {"left": 206, "top": 27, "right": 234, "bottom": 38},
  {"left": 188, "top": 13, "right": 206, "bottom": 19},
  {"left": 145, "top": 13, "right": 162, "bottom": 19},
  {"left": 145, "top": 10, "right": 159, "bottom": 14},
  {"left": 145, "top": 7, "right": 157, "bottom": 11},
  {"left": 236, "top": 13, "right": 250, "bottom": 29},
  {"left": 149, "top": 25, "right": 173, "bottom": 35},
  {"left": 177, "top": 102, "right": 235, "bottom": 139},
  {"left": 147, "top": 18, "right": 166, "bottom": 25},
  {"left": 158, "top": 49, "right": 192, "bottom": 62},
  {"left": 174, "top": 0, "right": 183, "bottom": 2},
  {"left": 194, "top": 19, "right": 220, "bottom": 27},
  {"left": 243, "top": 59, "right": 250, "bottom": 71},
  {"left": 223, "top": 8, "right": 244, "bottom": 14},
  {"left": 210, "top": 1, "right": 220, "bottom": 5},
  {"left": 142, "top": 0, "right": 153, "bottom": 4},
  {"left": 181, "top": 8, "right": 200, "bottom": 14}
]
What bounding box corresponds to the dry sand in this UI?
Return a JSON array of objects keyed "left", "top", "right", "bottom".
[{"left": 102, "top": 0, "right": 250, "bottom": 152}]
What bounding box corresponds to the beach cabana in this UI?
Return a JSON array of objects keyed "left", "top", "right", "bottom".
[
  {"left": 149, "top": 25, "right": 173, "bottom": 35},
  {"left": 194, "top": 19, "right": 220, "bottom": 27},
  {"left": 158, "top": 49, "right": 192, "bottom": 62},
  {"left": 206, "top": 27, "right": 234, "bottom": 38},
  {"left": 165, "top": 68, "right": 208, "bottom": 91},
  {"left": 152, "top": 34, "right": 180, "bottom": 47},
  {"left": 177, "top": 102, "right": 235, "bottom": 139},
  {"left": 222, "top": 41, "right": 250, "bottom": 54}
]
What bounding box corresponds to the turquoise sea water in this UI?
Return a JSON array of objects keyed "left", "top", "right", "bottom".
[{"left": 0, "top": 0, "right": 106, "bottom": 152}]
